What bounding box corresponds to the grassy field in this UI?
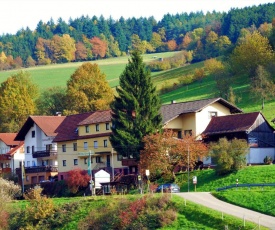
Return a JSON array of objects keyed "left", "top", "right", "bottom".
[{"left": 0, "top": 51, "right": 274, "bottom": 122}]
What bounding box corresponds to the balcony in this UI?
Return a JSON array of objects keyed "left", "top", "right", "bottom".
[
  {"left": 0, "top": 167, "right": 11, "bottom": 173},
  {"left": 32, "top": 150, "right": 57, "bottom": 158},
  {"left": 0, "top": 154, "right": 11, "bottom": 161},
  {"left": 16, "top": 165, "right": 58, "bottom": 174},
  {"left": 122, "top": 158, "right": 138, "bottom": 167}
]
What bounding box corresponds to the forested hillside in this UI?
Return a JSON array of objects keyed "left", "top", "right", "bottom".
[{"left": 0, "top": 2, "right": 275, "bottom": 70}]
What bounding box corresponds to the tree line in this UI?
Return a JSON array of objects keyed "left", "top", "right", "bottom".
[{"left": 0, "top": 2, "right": 275, "bottom": 70}]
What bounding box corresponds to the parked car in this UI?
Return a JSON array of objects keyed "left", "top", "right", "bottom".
[{"left": 155, "top": 183, "right": 180, "bottom": 193}]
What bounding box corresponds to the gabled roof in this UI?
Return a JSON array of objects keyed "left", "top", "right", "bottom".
[
  {"left": 161, "top": 97, "right": 243, "bottom": 124},
  {"left": 78, "top": 110, "right": 111, "bottom": 125},
  {"left": 6, "top": 142, "right": 24, "bottom": 156},
  {"left": 15, "top": 116, "right": 66, "bottom": 141},
  {"left": 53, "top": 112, "right": 95, "bottom": 142},
  {"left": 0, "top": 133, "right": 21, "bottom": 146},
  {"left": 202, "top": 112, "right": 272, "bottom": 135}
]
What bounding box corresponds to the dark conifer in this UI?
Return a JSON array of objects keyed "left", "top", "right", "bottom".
[{"left": 110, "top": 50, "right": 162, "bottom": 160}]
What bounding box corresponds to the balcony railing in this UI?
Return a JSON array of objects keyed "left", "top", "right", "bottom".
[
  {"left": 16, "top": 165, "right": 58, "bottom": 174},
  {"left": 0, "top": 154, "right": 11, "bottom": 161},
  {"left": 0, "top": 167, "right": 11, "bottom": 173},
  {"left": 122, "top": 158, "right": 138, "bottom": 167},
  {"left": 32, "top": 150, "right": 57, "bottom": 158}
]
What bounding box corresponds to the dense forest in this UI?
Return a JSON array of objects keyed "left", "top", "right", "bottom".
[{"left": 0, "top": 2, "right": 275, "bottom": 70}]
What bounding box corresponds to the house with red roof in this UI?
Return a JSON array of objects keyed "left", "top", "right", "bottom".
[
  {"left": 54, "top": 110, "right": 127, "bottom": 181},
  {"left": 0, "top": 133, "right": 24, "bottom": 175},
  {"left": 203, "top": 112, "right": 275, "bottom": 164},
  {"left": 14, "top": 115, "right": 66, "bottom": 186}
]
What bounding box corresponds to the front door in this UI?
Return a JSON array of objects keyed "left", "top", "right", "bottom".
[{"left": 107, "top": 155, "right": 110, "bottom": 167}]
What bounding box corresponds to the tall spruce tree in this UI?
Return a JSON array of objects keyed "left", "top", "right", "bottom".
[{"left": 110, "top": 51, "right": 162, "bottom": 160}]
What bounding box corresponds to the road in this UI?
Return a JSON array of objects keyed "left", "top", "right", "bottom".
[{"left": 176, "top": 192, "right": 275, "bottom": 229}]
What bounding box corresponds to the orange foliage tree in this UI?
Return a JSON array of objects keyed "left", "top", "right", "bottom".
[
  {"left": 90, "top": 36, "right": 108, "bottom": 59},
  {"left": 66, "top": 168, "right": 90, "bottom": 194},
  {"left": 139, "top": 130, "right": 208, "bottom": 180}
]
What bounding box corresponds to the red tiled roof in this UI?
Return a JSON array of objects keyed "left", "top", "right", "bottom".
[
  {"left": 53, "top": 112, "right": 95, "bottom": 142},
  {"left": 203, "top": 112, "right": 263, "bottom": 135},
  {"left": 78, "top": 110, "right": 112, "bottom": 125},
  {"left": 0, "top": 133, "right": 21, "bottom": 146},
  {"left": 15, "top": 116, "right": 66, "bottom": 141},
  {"left": 161, "top": 97, "right": 243, "bottom": 124},
  {"left": 6, "top": 142, "right": 24, "bottom": 156}
]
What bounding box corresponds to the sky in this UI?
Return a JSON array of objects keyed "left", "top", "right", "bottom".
[{"left": 0, "top": 0, "right": 274, "bottom": 35}]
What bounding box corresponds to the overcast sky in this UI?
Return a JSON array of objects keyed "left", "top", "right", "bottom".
[{"left": 0, "top": 0, "right": 273, "bottom": 35}]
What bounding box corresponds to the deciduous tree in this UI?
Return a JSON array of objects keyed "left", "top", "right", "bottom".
[
  {"left": 139, "top": 130, "right": 208, "bottom": 181},
  {"left": 110, "top": 51, "right": 162, "bottom": 160},
  {"left": 66, "top": 168, "right": 90, "bottom": 194},
  {"left": 210, "top": 138, "right": 249, "bottom": 175},
  {"left": 90, "top": 36, "right": 108, "bottom": 59},
  {"left": 66, "top": 63, "right": 114, "bottom": 113},
  {"left": 0, "top": 71, "right": 38, "bottom": 132}
]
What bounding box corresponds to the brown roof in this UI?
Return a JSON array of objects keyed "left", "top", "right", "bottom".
[
  {"left": 161, "top": 97, "right": 243, "bottom": 124},
  {"left": 6, "top": 142, "right": 24, "bottom": 156},
  {"left": 0, "top": 133, "right": 21, "bottom": 146},
  {"left": 15, "top": 116, "right": 66, "bottom": 141},
  {"left": 203, "top": 112, "right": 263, "bottom": 135},
  {"left": 53, "top": 112, "right": 94, "bottom": 142},
  {"left": 78, "top": 110, "right": 112, "bottom": 125}
]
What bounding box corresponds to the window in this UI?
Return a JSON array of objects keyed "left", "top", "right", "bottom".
[
  {"left": 27, "top": 146, "right": 30, "bottom": 153},
  {"left": 84, "top": 142, "right": 88, "bottom": 150},
  {"left": 96, "top": 124, "right": 100, "bottom": 132},
  {"left": 46, "top": 144, "right": 52, "bottom": 151},
  {"left": 209, "top": 111, "right": 217, "bottom": 119},
  {"left": 32, "top": 131, "right": 35, "bottom": 138},
  {"left": 184, "top": 130, "right": 192, "bottom": 136},
  {"left": 94, "top": 141, "right": 98, "bottom": 149},
  {"left": 84, "top": 158, "right": 87, "bottom": 164},
  {"left": 104, "top": 140, "right": 108, "bottom": 147},
  {"left": 32, "top": 161, "right": 35, "bottom": 166},
  {"left": 32, "top": 146, "right": 35, "bottom": 153},
  {"left": 27, "top": 161, "right": 30, "bottom": 167},
  {"left": 73, "top": 143, "right": 77, "bottom": 151},
  {"left": 85, "top": 125, "right": 90, "bottom": 133},
  {"left": 96, "top": 156, "right": 102, "bottom": 163},
  {"left": 106, "top": 123, "right": 110, "bottom": 130},
  {"left": 177, "top": 131, "right": 182, "bottom": 139},
  {"left": 61, "top": 175, "right": 64, "bottom": 180},
  {"left": 117, "top": 154, "right": 123, "bottom": 161},
  {"left": 74, "top": 159, "right": 78, "bottom": 165},
  {"left": 26, "top": 175, "right": 29, "bottom": 182},
  {"left": 62, "top": 160, "right": 66, "bottom": 166},
  {"left": 62, "top": 144, "right": 66, "bottom": 152}
]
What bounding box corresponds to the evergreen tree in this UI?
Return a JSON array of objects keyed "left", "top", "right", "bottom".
[{"left": 110, "top": 51, "right": 162, "bottom": 160}]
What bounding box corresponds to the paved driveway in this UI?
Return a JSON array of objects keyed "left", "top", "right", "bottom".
[{"left": 176, "top": 192, "right": 275, "bottom": 229}]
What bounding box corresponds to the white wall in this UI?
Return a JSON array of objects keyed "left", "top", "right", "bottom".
[
  {"left": 246, "top": 148, "right": 275, "bottom": 164},
  {"left": 0, "top": 141, "right": 9, "bottom": 154}
]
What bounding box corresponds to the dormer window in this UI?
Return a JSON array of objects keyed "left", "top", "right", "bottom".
[
  {"left": 32, "top": 131, "right": 35, "bottom": 138},
  {"left": 209, "top": 111, "right": 217, "bottom": 119}
]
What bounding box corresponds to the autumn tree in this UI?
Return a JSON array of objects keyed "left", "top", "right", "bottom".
[
  {"left": 75, "top": 41, "right": 88, "bottom": 61},
  {"left": 110, "top": 51, "right": 162, "bottom": 160},
  {"left": 90, "top": 36, "right": 108, "bottom": 59},
  {"left": 66, "top": 62, "right": 114, "bottom": 113},
  {"left": 0, "top": 71, "right": 38, "bottom": 132},
  {"left": 210, "top": 138, "right": 249, "bottom": 175},
  {"left": 66, "top": 168, "right": 90, "bottom": 194},
  {"left": 250, "top": 65, "right": 275, "bottom": 110},
  {"left": 36, "top": 86, "right": 67, "bottom": 115},
  {"left": 230, "top": 31, "right": 274, "bottom": 77},
  {"left": 25, "top": 56, "right": 36, "bottom": 67},
  {"left": 139, "top": 130, "right": 208, "bottom": 181},
  {"left": 167, "top": 39, "right": 177, "bottom": 51}
]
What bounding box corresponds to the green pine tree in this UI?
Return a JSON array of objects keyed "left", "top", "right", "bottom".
[{"left": 110, "top": 50, "right": 162, "bottom": 160}]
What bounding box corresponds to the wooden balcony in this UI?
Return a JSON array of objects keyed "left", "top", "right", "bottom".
[
  {"left": 0, "top": 154, "right": 11, "bottom": 161},
  {"left": 32, "top": 150, "right": 57, "bottom": 158},
  {"left": 16, "top": 165, "right": 58, "bottom": 174},
  {"left": 0, "top": 167, "right": 11, "bottom": 173},
  {"left": 122, "top": 158, "right": 138, "bottom": 167}
]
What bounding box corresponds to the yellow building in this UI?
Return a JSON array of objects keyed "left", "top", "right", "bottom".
[{"left": 54, "top": 110, "right": 127, "bottom": 181}]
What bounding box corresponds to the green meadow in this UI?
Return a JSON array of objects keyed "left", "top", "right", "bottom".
[{"left": 0, "top": 51, "right": 274, "bottom": 123}]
